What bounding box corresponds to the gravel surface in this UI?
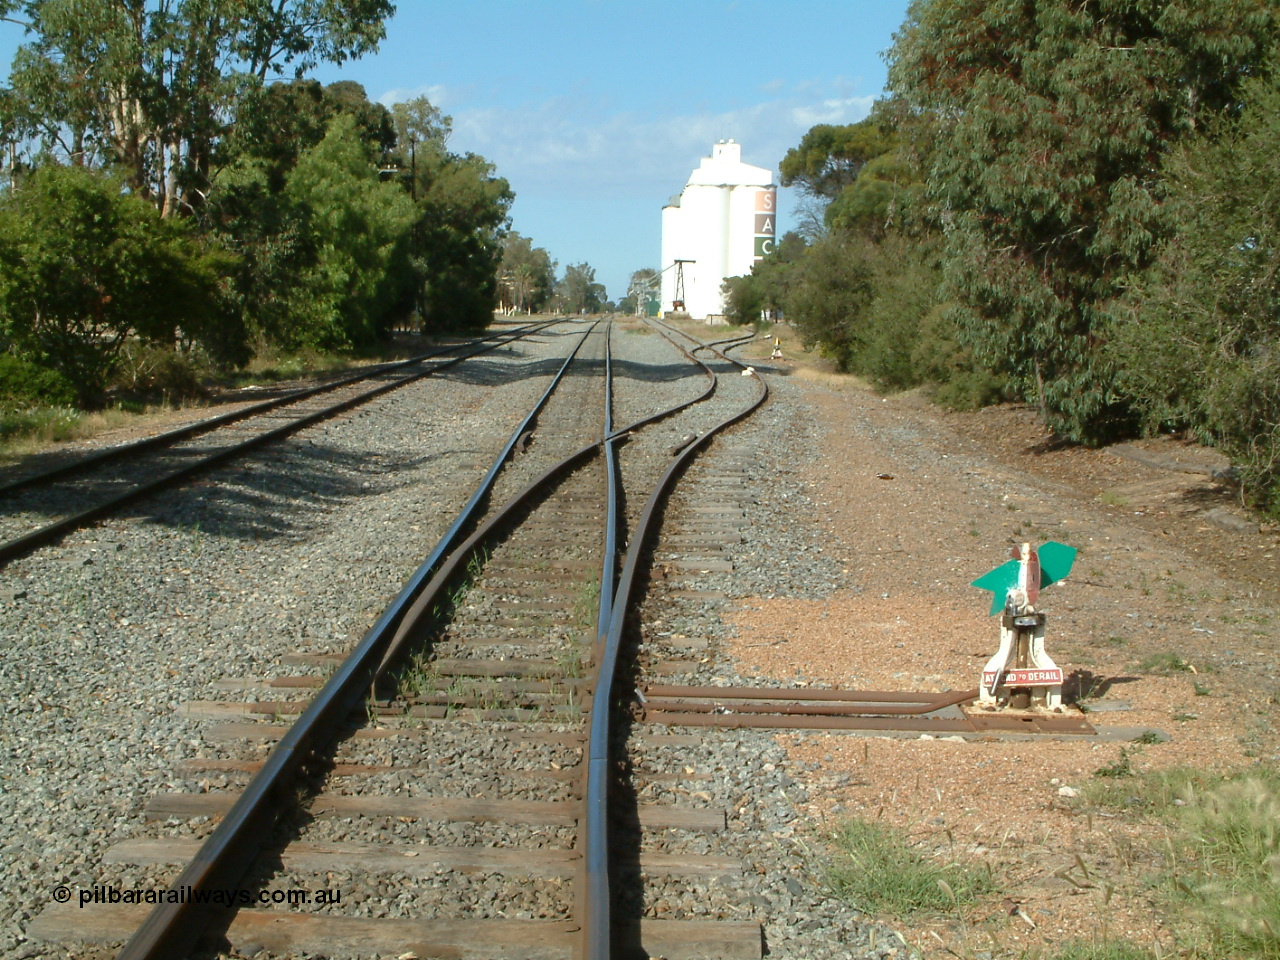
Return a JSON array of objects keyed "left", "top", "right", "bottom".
[
  {"left": 682, "top": 322, "right": 1280, "bottom": 960},
  {"left": 624, "top": 332, "right": 915, "bottom": 960},
  {"left": 2, "top": 317, "right": 940, "bottom": 960},
  {"left": 0, "top": 323, "right": 576, "bottom": 959}
]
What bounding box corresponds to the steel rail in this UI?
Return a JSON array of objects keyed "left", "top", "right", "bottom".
[
  {"left": 379, "top": 321, "right": 728, "bottom": 681},
  {"left": 582, "top": 321, "right": 770, "bottom": 960},
  {"left": 640, "top": 686, "right": 977, "bottom": 706},
  {"left": 603, "top": 323, "right": 716, "bottom": 442},
  {"left": 115, "top": 320, "right": 598, "bottom": 960},
  {"left": 596, "top": 325, "right": 620, "bottom": 636},
  {"left": 0, "top": 321, "right": 559, "bottom": 567},
  {"left": 116, "top": 316, "right": 723, "bottom": 959},
  {"left": 637, "top": 710, "right": 1097, "bottom": 734},
  {"left": 0, "top": 319, "right": 560, "bottom": 497}
]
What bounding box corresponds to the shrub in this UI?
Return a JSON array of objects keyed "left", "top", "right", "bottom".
[
  {"left": 0, "top": 164, "right": 240, "bottom": 405},
  {"left": 0, "top": 354, "right": 77, "bottom": 411},
  {"left": 110, "top": 343, "right": 209, "bottom": 403}
]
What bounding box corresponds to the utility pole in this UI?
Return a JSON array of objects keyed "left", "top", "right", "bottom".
[{"left": 408, "top": 134, "right": 424, "bottom": 329}]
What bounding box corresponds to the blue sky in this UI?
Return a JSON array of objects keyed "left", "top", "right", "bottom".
[{"left": 2, "top": 1, "right": 910, "bottom": 299}]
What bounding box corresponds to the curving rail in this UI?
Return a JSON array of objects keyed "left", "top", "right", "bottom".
[
  {"left": 105, "top": 315, "right": 769, "bottom": 960},
  {"left": 582, "top": 319, "right": 768, "bottom": 958},
  {"left": 115, "top": 320, "right": 599, "bottom": 960}
]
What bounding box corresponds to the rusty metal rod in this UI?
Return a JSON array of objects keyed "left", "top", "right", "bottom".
[
  {"left": 637, "top": 690, "right": 977, "bottom": 718},
  {"left": 640, "top": 710, "right": 1096, "bottom": 733},
  {"left": 642, "top": 684, "right": 978, "bottom": 705}
]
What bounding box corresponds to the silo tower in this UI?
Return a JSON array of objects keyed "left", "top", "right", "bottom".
[{"left": 660, "top": 140, "right": 777, "bottom": 321}]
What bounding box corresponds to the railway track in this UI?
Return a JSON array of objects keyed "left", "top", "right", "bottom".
[
  {"left": 0, "top": 319, "right": 561, "bottom": 566},
  {"left": 28, "top": 317, "right": 772, "bottom": 959}
]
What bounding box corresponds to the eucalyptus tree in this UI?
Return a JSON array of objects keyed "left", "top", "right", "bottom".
[
  {"left": 499, "top": 232, "right": 556, "bottom": 314},
  {"left": 0, "top": 163, "right": 237, "bottom": 401},
  {"left": 1110, "top": 66, "right": 1280, "bottom": 512},
  {"left": 387, "top": 95, "right": 513, "bottom": 330},
  {"left": 887, "top": 0, "right": 1273, "bottom": 442},
  {"left": 2, "top": 0, "right": 394, "bottom": 215},
  {"left": 555, "top": 263, "right": 606, "bottom": 315}
]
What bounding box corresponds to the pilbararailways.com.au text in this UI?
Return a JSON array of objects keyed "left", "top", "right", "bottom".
[{"left": 68, "top": 884, "right": 342, "bottom": 908}]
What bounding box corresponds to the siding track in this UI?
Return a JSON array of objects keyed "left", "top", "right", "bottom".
[{"left": 0, "top": 319, "right": 560, "bottom": 566}]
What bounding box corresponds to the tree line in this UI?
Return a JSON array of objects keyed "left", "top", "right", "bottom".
[
  {"left": 0, "top": 1, "right": 610, "bottom": 417},
  {"left": 727, "top": 0, "right": 1280, "bottom": 515}
]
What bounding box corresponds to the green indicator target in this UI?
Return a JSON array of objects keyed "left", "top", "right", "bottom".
[{"left": 971, "top": 541, "right": 1076, "bottom": 615}]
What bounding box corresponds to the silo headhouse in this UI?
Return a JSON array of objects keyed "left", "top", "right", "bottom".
[{"left": 660, "top": 140, "right": 777, "bottom": 321}]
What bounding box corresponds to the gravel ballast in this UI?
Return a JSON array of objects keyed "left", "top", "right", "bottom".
[
  {"left": 0, "top": 325, "right": 578, "bottom": 959},
  {"left": 2, "top": 320, "right": 920, "bottom": 960}
]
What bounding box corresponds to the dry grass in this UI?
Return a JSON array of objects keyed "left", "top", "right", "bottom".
[{"left": 0, "top": 403, "right": 182, "bottom": 461}]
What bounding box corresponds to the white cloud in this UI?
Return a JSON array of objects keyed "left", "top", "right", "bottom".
[
  {"left": 433, "top": 91, "right": 878, "bottom": 199},
  {"left": 791, "top": 96, "right": 877, "bottom": 128},
  {"left": 376, "top": 84, "right": 453, "bottom": 109}
]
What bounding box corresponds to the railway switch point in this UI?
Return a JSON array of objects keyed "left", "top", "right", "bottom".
[{"left": 972, "top": 541, "right": 1077, "bottom": 712}]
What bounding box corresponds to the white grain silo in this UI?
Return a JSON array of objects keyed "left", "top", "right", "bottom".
[{"left": 660, "top": 140, "right": 777, "bottom": 321}]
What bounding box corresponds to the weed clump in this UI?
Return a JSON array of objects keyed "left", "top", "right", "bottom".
[
  {"left": 1178, "top": 775, "right": 1280, "bottom": 956},
  {"left": 1137, "top": 651, "right": 1196, "bottom": 675},
  {"left": 825, "top": 818, "right": 995, "bottom": 920}
]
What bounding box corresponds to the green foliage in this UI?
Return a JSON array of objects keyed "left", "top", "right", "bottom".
[
  {"left": 1138, "top": 652, "right": 1196, "bottom": 675},
  {"left": 500, "top": 232, "right": 557, "bottom": 313},
  {"left": 621, "top": 267, "right": 659, "bottom": 317},
  {"left": 786, "top": 232, "right": 877, "bottom": 369},
  {"left": 0, "top": 354, "right": 76, "bottom": 411},
  {"left": 413, "top": 150, "right": 513, "bottom": 330},
  {"left": 1094, "top": 748, "right": 1136, "bottom": 779},
  {"left": 825, "top": 817, "right": 996, "bottom": 920},
  {"left": 722, "top": 232, "right": 806, "bottom": 326},
  {"left": 1042, "top": 943, "right": 1157, "bottom": 960},
  {"left": 1109, "top": 66, "right": 1280, "bottom": 514},
  {"left": 2, "top": 7, "right": 516, "bottom": 384},
  {"left": 229, "top": 80, "right": 394, "bottom": 193},
  {"left": 1079, "top": 766, "right": 1280, "bottom": 956},
  {"left": 110, "top": 341, "right": 209, "bottom": 403},
  {"left": 283, "top": 114, "right": 415, "bottom": 347},
  {"left": 0, "top": 405, "right": 80, "bottom": 443},
  {"left": 207, "top": 81, "right": 428, "bottom": 351},
  {"left": 825, "top": 146, "right": 921, "bottom": 236},
  {"left": 721, "top": 275, "right": 765, "bottom": 327},
  {"left": 3, "top": 0, "right": 394, "bottom": 214},
  {"left": 0, "top": 164, "right": 238, "bottom": 403},
  {"left": 555, "top": 263, "right": 606, "bottom": 314},
  {"left": 780, "top": 119, "right": 897, "bottom": 202},
  {"left": 888, "top": 0, "right": 1273, "bottom": 444},
  {"left": 1082, "top": 765, "right": 1220, "bottom": 817},
  {"left": 820, "top": 109, "right": 929, "bottom": 239}
]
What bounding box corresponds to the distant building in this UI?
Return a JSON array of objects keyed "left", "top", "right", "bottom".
[{"left": 660, "top": 140, "right": 777, "bottom": 321}]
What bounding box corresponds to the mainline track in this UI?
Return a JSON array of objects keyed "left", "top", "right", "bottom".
[
  {"left": 0, "top": 319, "right": 561, "bottom": 566},
  {"left": 29, "top": 317, "right": 771, "bottom": 960}
]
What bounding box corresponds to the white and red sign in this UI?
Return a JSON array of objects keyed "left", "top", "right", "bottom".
[{"left": 982, "top": 667, "right": 1063, "bottom": 688}]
